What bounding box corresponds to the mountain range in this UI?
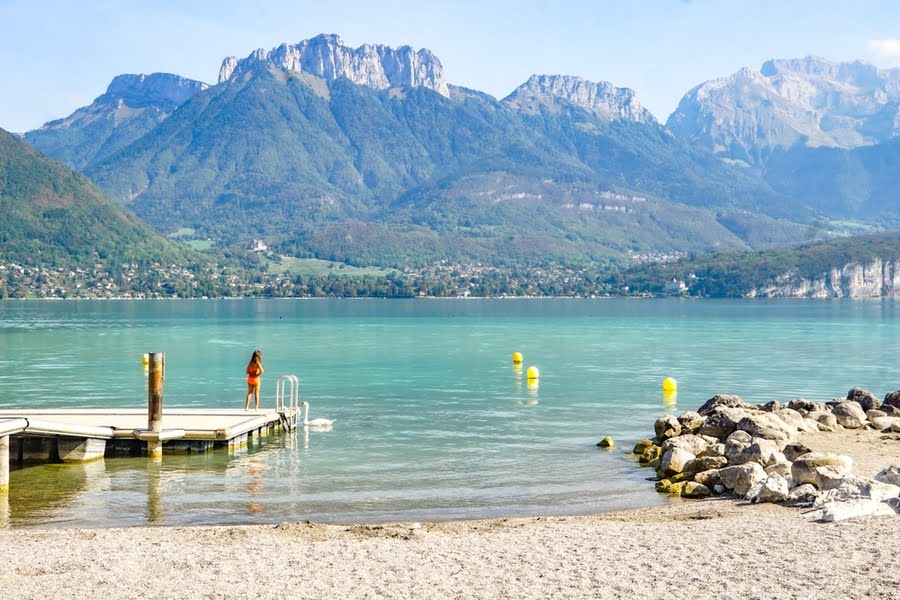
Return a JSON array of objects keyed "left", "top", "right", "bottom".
[{"left": 18, "top": 34, "right": 900, "bottom": 270}]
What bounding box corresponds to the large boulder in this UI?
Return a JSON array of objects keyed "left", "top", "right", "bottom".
[
  {"left": 737, "top": 413, "right": 793, "bottom": 442},
  {"left": 809, "top": 411, "right": 839, "bottom": 432},
  {"left": 787, "top": 398, "right": 817, "bottom": 414},
  {"left": 783, "top": 442, "right": 812, "bottom": 463},
  {"left": 660, "top": 447, "right": 695, "bottom": 476},
  {"left": 661, "top": 434, "right": 709, "bottom": 456},
  {"left": 812, "top": 476, "right": 900, "bottom": 506},
  {"left": 831, "top": 402, "right": 868, "bottom": 429},
  {"left": 753, "top": 474, "right": 790, "bottom": 503},
  {"left": 883, "top": 390, "right": 900, "bottom": 409},
  {"left": 788, "top": 483, "right": 819, "bottom": 504},
  {"left": 847, "top": 387, "right": 880, "bottom": 412},
  {"left": 819, "top": 499, "right": 897, "bottom": 522},
  {"left": 870, "top": 416, "right": 900, "bottom": 431},
  {"left": 677, "top": 411, "right": 704, "bottom": 433},
  {"left": 698, "top": 407, "right": 749, "bottom": 438},
  {"left": 697, "top": 394, "right": 751, "bottom": 416},
  {"left": 681, "top": 482, "right": 712, "bottom": 498},
  {"left": 654, "top": 414, "right": 681, "bottom": 441},
  {"left": 719, "top": 463, "right": 767, "bottom": 497},
  {"left": 875, "top": 465, "right": 900, "bottom": 487},
  {"left": 698, "top": 443, "right": 726, "bottom": 459},
  {"left": 792, "top": 453, "right": 853, "bottom": 489}
]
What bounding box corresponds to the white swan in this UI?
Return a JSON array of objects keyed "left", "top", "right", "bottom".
[{"left": 300, "top": 401, "right": 334, "bottom": 428}]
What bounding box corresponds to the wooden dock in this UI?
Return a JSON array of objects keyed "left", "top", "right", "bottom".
[
  {"left": 0, "top": 407, "right": 288, "bottom": 463},
  {"left": 0, "top": 354, "right": 303, "bottom": 494}
]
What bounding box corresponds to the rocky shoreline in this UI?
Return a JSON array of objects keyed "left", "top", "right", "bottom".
[{"left": 634, "top": 387, "right": 900, "bottom": 521}]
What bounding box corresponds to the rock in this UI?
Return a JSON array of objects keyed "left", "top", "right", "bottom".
[
  {"left": 866, "top": 409, "right": 887, "bottom": 420},
  {"left": 681, "top": 482, "right": 712, "bottom": 498},
  {"left": 729, "top": 438, "right": 782, "bottom": 467},
  {"left": 753, "top": 475, "right": 790, "bottom": 503},
  {"left": 639, "top": 445, "right": 662, "bottom": 463},
  {"left": 661, "top": 447, "right": 696, "bottom": 476},
  {"left": 654, "top": 415, "right": 682, "bottom": 441},
  {"left": 668, "top": 481, "right": 687, "bottom": 496},
  {"left": 691, "top": 456, "right": 728, "bottom": 472},
  {"left": 646, "top": 458, "right": 660, "bottom": 470},
  {"left": 875, "top": 465, "right": 900, "bottom": 487},
  {"left": 791, "top": 453, "right": 853, "bottom": 489},
  {"left": 661, "top": 434, "right": 709, "bottom": 456},
  {"left": 656, "top": 479, "right": 673, "bottom": 493},
  {"left": 697, "top": 407, "right": 748, "bottom": 438},
  {"left": 773, "top": 408, "right": 805, "bottom": 429},
  {"left": 719, "top": 463, "right": 767, "bottom": 497},
  {"left": 506, "top": 74, "right": 657, "bottom": 124},
  {"left": 883, "top": 390, "right": 900, "bottom": 409},
  {"left": 694, "top": 469, "right": 722, "bottom": 488},
  {"left": 798, "top": 418, "right": 823, "bottom": 433},
  {"left": 765, "top": 461, "right": 792, "bottom": 479},
  {"left": 597, "top": 436, "right": 615, "bottom": 448},
  {"left": 812, "top": 476, "right": 900, "bottom": 506},
  {"left": 724, "top": 436, "right": 751, "bottom": 465},
  {"left": 726, "top": 430, "right": 753, "bottom": 445},
  {"left": 883, "top": 405, "right": 900, "bottom": 416},
  {"left": 677, "top": 410, "right": 704, "bottom": 433},
  {"left": 870, "top": 416, "right": 900, "bottom": 431},
  {"left": 713, "top": 484, "right": 726, "bottom": 495},
  {"left": 810, "top": 411, "right": 839, "bottom": 432},
  {"left": 831, "top": 401, "right": 868, "bottom": 429},
  {"left": 736, "top": 413, "right": 793, "bottom": 441},
  {"left": 783, "top": 442, "right": 812, "bottom": 462},
  {"left": 847, "top": 387, "right": 880, "bottom": 412},
  {"left": 697, "top": 394, "right": 751, "bottom": 416},
  {"left": 633, "top": 439, "right": 655, "bottom": 455},
  {"left": 698, "top": 443, "right": 726, "bottom": 459},
  {"left": 218, "top": 34, "right": 451, "bottom": 97},
  {"left": 820, "top": 499, "right": 897, "bottom": 522},
  {"left": 787, "top": 398, "right": 817, "bottom": 414},
  {"left": 759, "top": 400, "right": 781, "bottom": 412},
  {"left": 788, "top": 483, "right": 819, "bottom": 504}
]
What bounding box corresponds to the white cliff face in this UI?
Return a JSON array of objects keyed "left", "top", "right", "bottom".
[
  {"left": 667, "top": 56, "right": 900, "bottom": 163},
  {"left": 749, "top": 259, "right": 900, "bottom": 298},
  {"left": 503, "top": 74, "right": 657, "bottom": 124},
  {"left": 218, "top": 34, "right": 449, "bottom": 97}
]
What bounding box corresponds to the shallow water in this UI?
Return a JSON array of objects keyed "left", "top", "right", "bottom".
[{"left": 1, "top": 298, "right": 898, "bottom": 528}]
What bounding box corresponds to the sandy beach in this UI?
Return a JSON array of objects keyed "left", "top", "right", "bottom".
[{"left": 1, "top": 429, "right": 898, "bottom": 599}]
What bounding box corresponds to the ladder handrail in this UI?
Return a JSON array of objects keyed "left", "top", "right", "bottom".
[{"left": 275, "top": 375, "right": 300, "bottom": 431}]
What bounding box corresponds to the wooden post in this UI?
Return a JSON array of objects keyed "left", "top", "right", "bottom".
[
  {"left": 147, "top": 352, "right": 165, "bottom": 458},
  {"left": 0, "top": 435, "right": 9, "bottom": 493}
]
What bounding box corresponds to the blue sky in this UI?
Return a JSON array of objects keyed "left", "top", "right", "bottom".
[{"left": 3, "top": 0, "right": 900, "bottom": 132}]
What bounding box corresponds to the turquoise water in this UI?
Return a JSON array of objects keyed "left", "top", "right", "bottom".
[{"left": 1, "top": 298, "right": 898, "bottom": 528}]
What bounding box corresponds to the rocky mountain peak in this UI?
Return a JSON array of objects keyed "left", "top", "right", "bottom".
[
  {"left": 217, "top": 33, "right": 450, "bottom": 97},
  {"left": 503, "top": 74, "right": 657, "bottom": 124},
  {"left": 666, "top": 56, "right": 900, "bottom": 164},
  {"left": 102, "top": 73, "right": 209, "bottom": 109}
]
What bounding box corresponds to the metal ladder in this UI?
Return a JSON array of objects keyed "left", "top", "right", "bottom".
[{"left": 275, "top": 375, "right": 300, "bottom": 431}]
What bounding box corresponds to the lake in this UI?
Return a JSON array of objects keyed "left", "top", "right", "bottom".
[{"left": 1, "top": 298, "right": 898, "bottom": 528}]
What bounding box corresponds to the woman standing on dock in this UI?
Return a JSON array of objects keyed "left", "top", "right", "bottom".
[{"left": 244, "top": 350, "right": 264, "bottom": 410}]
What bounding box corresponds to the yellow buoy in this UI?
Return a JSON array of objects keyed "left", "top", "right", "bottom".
[
  {"left": 512, "top": 352, "right": 523, "bottom": 364},
  {"left": 526, "top": 366, "right": 540, "bottom": 380},
  {"left": 663, "top": 390, "right": 677, "bottom": 406},
  {"left": 662, "top": 377, "right": 677, "bottom": 393}
]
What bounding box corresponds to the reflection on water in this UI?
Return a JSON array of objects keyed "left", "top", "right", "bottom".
[{"left": 663, "top": 390, "right": 677, "bottom": 412}]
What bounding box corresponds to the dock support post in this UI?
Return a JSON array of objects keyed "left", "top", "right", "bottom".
[
  {"left": 147, "top": 352, "right": 165, "bottom": 458},
  {"left": 0, "top": 435, "right": 8, "bottom": 493}
]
